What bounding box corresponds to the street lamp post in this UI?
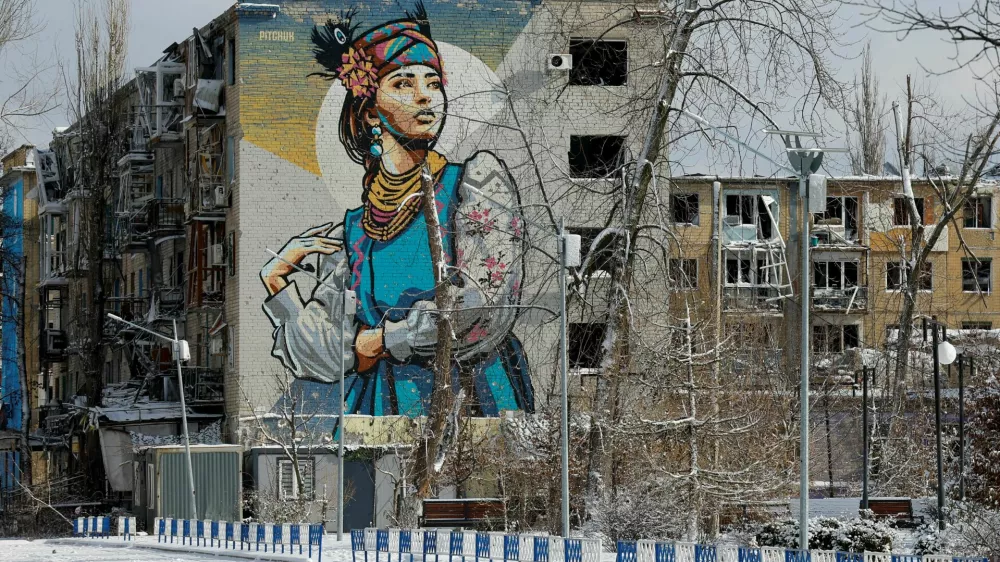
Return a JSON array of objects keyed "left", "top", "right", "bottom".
[
  {"left": 929, "top": 319, "right": 957, "bottom": 530},
  {"left": 107, "top": 313, "right": 198, "bottom": 520},
  {"left": 765, "top": 129, "right": 845, "bottom": 550}
]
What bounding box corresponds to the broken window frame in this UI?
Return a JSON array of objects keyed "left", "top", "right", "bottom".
[
  {"left": 814, "top": 195, "right": 859, "bottom": 243},
  {"left": 892, "top": 197, "right": 926, "bottom": 226},
  {"left": 812, "top": 324, "right": 861, "bottom": 353},
  {"left": 961, "top": 321, "right": 992, "bottom": 330},
  {"left": 963, "top": 196, "right": 992, "bottom": 229},
  {"left": 568, "top": 38, "right": 628, "bottom": 87},
  {"left": 724, "top": 193, "right": 775, "bottom": 239},
  {"left": 962, "top": 258, "right": 991, "bottom": 293},
  {"left": 569, "top": 135, "right": 626, "bottom": 179},
  {"left": 669, "top": 258, "right": 698, "bottom": 290},
  {"left": 671, "top": 193, "right": 700, "bottom": 225},
  {"left": 568, "top": 322, "right": 606, "bottom": 372},
  {"left": 886, "top": 260, "right": 932, "bottom": 291},
  {"left": 571, "top": 227, "right": 619, "bottom": 277},
  {"left": 812, "top": 260, "right": 859, "bottom": 290}
]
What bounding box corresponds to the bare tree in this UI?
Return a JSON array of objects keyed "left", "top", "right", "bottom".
[
  {"left": 0, "top": 0, "right": 58, "bottom": 152},
  {"left": 240, "top": 371, "right": 346, "bottom": 523},
  {"left": 65, "top": 0, "right": 130, "bottom": 491},
  {"left": 849, "top": 43, "right": 887, "bottom": 175}
]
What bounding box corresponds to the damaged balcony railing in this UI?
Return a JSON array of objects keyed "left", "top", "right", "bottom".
[
  {"left": 722, "top": 286, "right": 783, "bottom": 312},
  {"left": 182, "top": 367, "right": 224, "bottom": 404},
  {"left": 148, "top": 198, "right": 186, "bottom": 235},
  {"left": 152, "top": 286, "right": 186, "bottom": 318},
  {"left": 811, "top": 286, "right": 868, "bottom": 312}
]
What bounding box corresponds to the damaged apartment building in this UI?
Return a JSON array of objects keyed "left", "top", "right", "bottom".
[
  {"left": 4, "top": 0, "right": 999, "bottom": 529},
  {"left": 7, "top": 0, "right": 677, "bottom": 528}
]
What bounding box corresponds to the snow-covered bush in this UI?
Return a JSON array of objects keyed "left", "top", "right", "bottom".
[
  {"left": 913, "top": 526, "right": 958, "bottom": 555},
  {"left": 751, "top": 517, "right": 894, "bottom": 551},
  {"left": 592, "top": 478, "right": 687, "bottom": 546}
]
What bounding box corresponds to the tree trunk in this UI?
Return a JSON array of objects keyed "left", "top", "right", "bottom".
[
  {"left": 584, "top": 4, "right": 697, "bottom": 519},
  {"left": 413, "top": 161, "right": 458, "bottom": 500}
]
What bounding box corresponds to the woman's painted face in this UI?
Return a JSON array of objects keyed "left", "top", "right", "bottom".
[{"left": 372, "top": 64, "right": 446, "bottom": 141}]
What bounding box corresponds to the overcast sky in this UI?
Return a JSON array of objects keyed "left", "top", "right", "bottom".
[{"left": 1, "top": 0, "right": 989, "bottom": 175}]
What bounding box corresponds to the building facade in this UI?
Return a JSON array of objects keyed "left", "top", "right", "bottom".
[{"left": 20, "top": 0, "right": 996, "bottom": 524}]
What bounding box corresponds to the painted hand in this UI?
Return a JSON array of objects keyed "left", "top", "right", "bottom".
[
  {"left": 355, "top": 326, "right": 386, "bottom": 373},
  {"left": 261, "top": 223, "right": 342, "bottom": 295}
]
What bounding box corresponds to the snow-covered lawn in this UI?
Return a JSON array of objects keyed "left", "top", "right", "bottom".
[{"left": 0, "top": 535, "right": 359, "bottom": 562}]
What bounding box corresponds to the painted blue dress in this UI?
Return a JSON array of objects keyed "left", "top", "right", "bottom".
[{"left": 263, "top": 151, "right": 534, "bottom": 418}]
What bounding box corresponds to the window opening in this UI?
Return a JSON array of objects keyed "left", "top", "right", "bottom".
[{"left": 568, "top": 39, "right": 627, "bottom": 86}]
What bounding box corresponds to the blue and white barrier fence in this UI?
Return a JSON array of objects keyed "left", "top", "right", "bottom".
[
  {"left": 347, "top": 529, "right": 987, "bottom": 562},
  {"left": 350, "top": 529, "right": 600, "bottom": 562},
  {"left": 152, "top": 517, "right": 324, "bottom": 561},
  {"left": 72, "top": 516, "right": 112, "bottom": 538},
  {"left": 614, "top": 540, "right": 989, "bottom": 562}
]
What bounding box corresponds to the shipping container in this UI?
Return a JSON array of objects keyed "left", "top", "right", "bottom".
[{"left": 138, "top": 444, "right": 241, "bottom": 530}]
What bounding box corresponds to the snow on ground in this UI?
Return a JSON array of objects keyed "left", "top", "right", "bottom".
[{"left": 0, "top": 535, "right": 359, "bottom": 562}]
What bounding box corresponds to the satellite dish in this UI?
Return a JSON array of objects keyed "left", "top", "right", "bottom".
[{"left": 883, "top": 162, "right": 900, "bottom": 176}]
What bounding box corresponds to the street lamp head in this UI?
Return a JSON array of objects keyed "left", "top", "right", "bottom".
[{"left": 938, "top": 341, "right": 957, "bottom": 365}]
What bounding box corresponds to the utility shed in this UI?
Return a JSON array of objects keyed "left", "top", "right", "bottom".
[{"left": 138, "top": 444, "right": 241, "bottom": 529}]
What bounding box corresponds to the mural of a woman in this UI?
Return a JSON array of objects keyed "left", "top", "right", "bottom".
[{"left": 260, "top": 4, "right": 534, "bottom": 417}]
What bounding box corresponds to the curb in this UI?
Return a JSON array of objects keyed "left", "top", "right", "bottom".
[{"left": 45, "top": 538, "right": 315, "bottom": 562}]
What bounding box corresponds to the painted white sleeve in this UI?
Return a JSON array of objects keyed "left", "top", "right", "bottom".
[{"left": 262, "top": 236, "right": 356, "bottom": 382}]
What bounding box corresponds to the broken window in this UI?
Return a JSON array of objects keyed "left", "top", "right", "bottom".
[
  {"left": 568, "top": 39, "right": 628, "bottom": 86},
  {"left": 278, "top": 458, "right": 314, "bottom": 500},
  {"left": 671, "top": 193, "right": 699, "bottom": 225},
  {"left": 962, "top": 321, "right": 992, "bottom": 330},
  {"left": 813, "top": 260, "right": 859, "bottom": 289},
  {"left": 814, "top": 196, "right": 859, "bottom": 243},
  {"left": 962, "top": 259, "right": 991, "bottom": 293},
  {"left": 725, "top": 194, "right": 774, "bottom": 239},
  {"left": 669, "top": 258, "right": 698, "bottom": 289},
  {"left": 726, "top": 257, "right": 752, "bottom": 285},
  {"left": 812, "top": 324, "right": 860, "bottom": 353},
  {"left": 569, "top": 323, "right": 606, "bottom": 370},
  {"left": 569, "top": 136, "right": 625, "bottom": 179},
  {"left": 572, "top": 227, "right": 619, "bottom": 276},
  {"left": 893, "top": 197, "right": 926, "bottom": 226},
  {"left": 887, "top": 261, "right": 932, "bottom": 290},
  {"left": 964, "top": 197, "right": 992, "bottom": 228}
]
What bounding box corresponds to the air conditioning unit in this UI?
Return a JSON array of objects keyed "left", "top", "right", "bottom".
[
  {"left": 209, "top": 243, "right": 225, "bottom": 266},
  {"left": 214, "top": 185, "right": 227, "bottom": 207},
  {"left": 548, "top": 54, "right": 573, "bottom": 71},
  {"left": 173, "top": 78, "right": 185, "bottom": 98}
]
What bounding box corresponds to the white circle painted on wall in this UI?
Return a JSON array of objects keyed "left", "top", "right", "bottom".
[{"left": 315, "top": 41, "right": 505, "bottom": 200}]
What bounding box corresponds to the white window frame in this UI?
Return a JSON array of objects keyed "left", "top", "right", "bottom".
[
  {"left": 886, "top": 261, "right": 933, "bottom": 292},
  {"left": 812, "top": 324, "right": 861, "bottom": 353},
  {"left": 812, "top": 260, "right": 860, "bottom": 290},
  {"left": 669, "top": 258, "right": 698, "bottom": 290},
  {"left": 962, "top": 258, "right": 992, "bottom": 294},
  {"left": 277, "top": 458, "right": 315, "bottom": 501},
  {"left": 964, "top": 196, "right": 992, "bottom": 229}
]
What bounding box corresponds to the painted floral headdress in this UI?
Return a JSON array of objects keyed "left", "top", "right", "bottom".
[{"left": 311, "top": 3, "right": 445, "bottom": 99}]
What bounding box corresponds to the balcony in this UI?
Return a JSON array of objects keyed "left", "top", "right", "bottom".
[
  {"left": 40, "top": 329, "right": 68, "bottom": 362},
  {"left": 148, "top": 198, "right": 185, "bottom": 235},
  {"left": 812, "top": 286, "right": 868, "bottom": 312},
  {"left": 723, "top": 286, "right": 784, "bottom": 313},
  {"left": 152, "top": 286, "right": 185, "bottom": 319}
]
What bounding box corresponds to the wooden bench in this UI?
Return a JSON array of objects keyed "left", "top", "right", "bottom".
[
  {"left": 420, "top": 498, "right": 505, "bottom": 529},
  {"left": 861, "top": 497, "right": 924, "bottom": 527}
]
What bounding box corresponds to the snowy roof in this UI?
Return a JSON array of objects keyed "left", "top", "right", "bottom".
[{"left": 99, "top": 402, "right": 218, "bottom": 423}]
